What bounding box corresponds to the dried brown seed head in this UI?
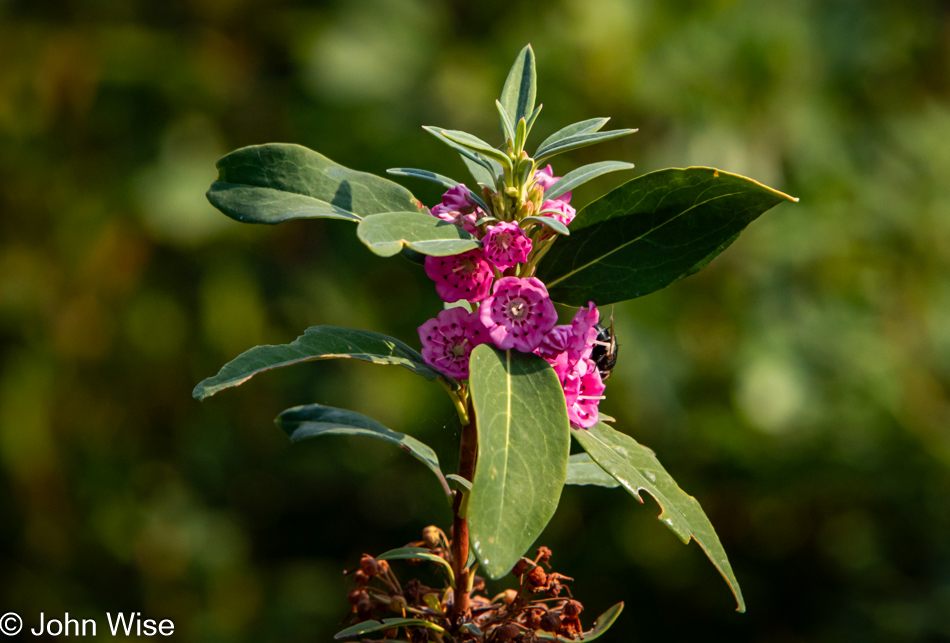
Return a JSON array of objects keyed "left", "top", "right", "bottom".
[
  {"left": 422, "top": 525, "right": 441, "bottom": 548},
  {"left": 527, "top": 565, "right": 547, "bottom": 587},
  {"left": 495, "top": 622, "right": 520, "bottom": 641},
  {"left": 353, "top": 570, "right": 368, "bottom": 586},
  {"left": 360, "top": 555, "right": 379, "bottom": 577},
  {"left": 501, "top": 589, "right": 518, "bottom": 604},
  {"left": 562, "top": 600, "right": 583, "bottom": 617},
  {"left": 536, "top": 546, "right": 552, "bottom": 565},
  {"left": 512, "top": 559, "right": 531, "bottom": 577},
  {"left": 539, "top": 612, "right": 560, "bottom": 633}
]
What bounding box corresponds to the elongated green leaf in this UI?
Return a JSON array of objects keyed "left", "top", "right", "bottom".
[
  {"left": 536, "top": 602, "right": 624, "bottom": 641},
  {"left": 376, "top": 547, "right": 455, "bottom": 587},
  {"left": 573, "top": 422, "right": 745, "bottom": 612},
  {"left": 522, "top": 215, "right": 570, "bottom": 236},
  {"left": 566, "top": 453, "right": 619, "bottom": 488},
  {"left": 538, "top": 167, "right": 798, "bottom": 306},
  {"left": 357, "top": 211, "right": 479, "bottom": 257},
  {"left": 207, "top": 143, "right": 420, "bottom": 224},
  {"left": 440, "top": 129, "right": 512, "bottom": 169},
  {"left": 495, "top": 99, "right": 516, "bottom": 143},
  {"left": 193, "top": 325, "right": 454, "bottom": 400},
  {"left": 277, "top": 405, "right": 450, "bottom": 499},
  {"left": 334, "top": 618, "right": 444, "bottom": 640},
  {"left": 423, "top": 126, "right": 501, "bottom": 186},
  {"left": 544, "top": 161, "right": 636, "bottom": 201},
  {"left": 535, "top": 128, "right": 638, "bottom": 162},
  {"left": 525, "top": 103, "right": 543, "bottom": 138},
  {"left": 467, "top": 345, "right": 570, "bottom": 579},
  {"left": 386, "top": 168, "right": 490, "bottom": 212},
  {"left": 499, "top": 44, "right": 537, "bottom": 126},
  {"left": 535, "top": 117, "right": 609, "bottom": 156}
]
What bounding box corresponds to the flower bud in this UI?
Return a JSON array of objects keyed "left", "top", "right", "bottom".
[
  {"left": 422, "top": 526, "right": 441, "bottom": 549},
  {"left": 527, "top": 565, "right": 547, "bottom": 587},
  {"left": 540, "top": 612, "right": 560, "bottom": 633},
  {"left": 390, "top": 594, "right": 408, "bottom": 613},
  {"left": 563, "top": 600, "right": 583, "bottom": 617},
  {"left": 360, "top": 555, "right": 380, "bottom": 577},
  {"left": 495, "top": 623, "right": 520, "bottom": 641},
  {"left": 512, "top": 559, "right": 530, "bottom": 577},
  {"left": 525, "top": 608, "right": 542, "bottom": 629}
]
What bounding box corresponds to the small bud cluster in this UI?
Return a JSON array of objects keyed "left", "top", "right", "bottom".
[
  {"left": 417, "top": 166, "right": 603, "bottom": 428},
  {"left": 343, "top": 529, "right": 589, "bottom": 642}
]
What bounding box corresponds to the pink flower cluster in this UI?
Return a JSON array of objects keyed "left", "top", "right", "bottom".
[
  {"left": 416, "top": 180, "right": 603, "bottom": 427},
  {"left": 534, "top": 165, "right": 576, "bottom": 227}
]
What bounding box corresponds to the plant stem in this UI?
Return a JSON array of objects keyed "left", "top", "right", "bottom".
[{"left": 451, "top": 402, "right": 478, "bottom": 621}]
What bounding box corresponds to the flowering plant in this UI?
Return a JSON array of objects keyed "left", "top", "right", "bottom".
[{"left": 194, "top": 46, "right": 795, "bottom": 641}]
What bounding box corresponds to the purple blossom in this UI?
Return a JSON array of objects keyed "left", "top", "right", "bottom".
[
  {"left": 482, "top": 221, "right": 532, "bottom": 270},
  {"left": 534, "top": 165, "right": 572, "bottom": 204},
  {"left": 428, "top": 185, "right": 482, "bottom": 235},
  {"left": 417, "top": 307, "right": 488, "bottom": 379},
  {"left": 424, "top": 249, "right": 494, "bottom": 303},
  {"left": 561, "top": 358, "right": 605, "bottom": 428},
  {"left": 539, "top": 199, "right": 577, "bottom": 227},
  {"left": 440, "top": 184, "right": 477, "bottom": 213},
  {"left": 479, "top": 277, "right": 557, "bottom": 352},
  {"left": 537, "top": 302, "right": 599, "bottom": 364}
]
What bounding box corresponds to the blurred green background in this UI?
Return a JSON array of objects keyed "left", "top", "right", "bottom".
[{"left": 2, "top": 0, "right": 949, "bottom": 641}]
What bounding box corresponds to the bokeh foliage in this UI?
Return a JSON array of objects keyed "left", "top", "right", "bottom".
[{"left": 1, "top": 1, "right": 949, "bottom": 641}]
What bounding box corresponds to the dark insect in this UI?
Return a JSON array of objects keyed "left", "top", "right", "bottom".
[{"left": 590, "top": 321, "right": 618, "bottom": 380}]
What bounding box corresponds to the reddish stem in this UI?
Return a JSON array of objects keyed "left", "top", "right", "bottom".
[{"left": 451, "top": 403, "right": 478, "bottom": 621}]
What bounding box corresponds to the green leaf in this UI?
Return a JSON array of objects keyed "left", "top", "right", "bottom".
[
  {"left": 536, "top": 602, "right": 624, "bottom": 641},
  {"left": 538, "top": 167, "right": 798, "bottom": 306},
  {"left": 334, "top": 618, "right": 444, "bottom": 640},
  {"left": 525, "top": 103, "right": 543, "bottom": 138},
  {"left": 522, "top": 215, "right": 570, "bottom": 236},
  {"left": 376, "top": 547, "right": 455, "bottom": 587},
  {"left": 535, "top": 128, "right": 638, "bottom": 163},
  {"left": 439, "top": 129, "right": 512, "bottom": 170},
  {"left": 495, "top": 99, "right": 516, "bottom": 143},
  {"left": 499, "top": 44, "right": 537, "bottom": 126},
  {"left": 207, "top": 143, "right": 420, "bottom": 224},
  {"left": 193, "top": 325, "right": 455, "bottom": 400},
  {"left": 277, "top": 405, "right": 450, "bottom": 499},
  {"left": 566, "top": 453, "right": 619, "bottom": 488},
  {"left": 357, "top": 211, "right": 480, "bottom": 257},
  {"left": 544, "top": 161, "right": 636, "bottom": 201},
  {"left": 535, "top": 117, "right": 609, "bottom": 156},
  {"left": 423, "top": 126, "right": 501, "bottom": 186},
  {"left": 467, "top": 345, "right": 570, "bottom": 579},
  {"left": 386, "top": 168, "right": 490, "bottom": 212},
  {"left": 445, "top": 474, "right": 472, "bottom": 491},
  {"left": 573, "top": 422, "right": 745, "bottom": 612}
]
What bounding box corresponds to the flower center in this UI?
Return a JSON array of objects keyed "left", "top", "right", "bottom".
[
  {"left": 505, "top": 297, "right": 528, "bottom": 321},
  {"left": 450, "top": 338, "right": 468, "bottom": 357}
]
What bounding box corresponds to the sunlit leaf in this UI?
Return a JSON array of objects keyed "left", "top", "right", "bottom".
[
  {"left": 566, "top": 453, "right": 619, "bottom": 488},
  {"left": 376, "top": 547, "right": 455, "bottom": 587},
  {"left": 357, "top": 211, "right": 480, "bottom": 257},
  {"left": 499, "top": 44, "right": 537, "bottom": 126},
  {"left": 535, "top": 128, "right": 638, "bottom": 163},
  {"left": 572, "top": 422, "right": 745, "bottom": 612},
  {"left": 277, "top": 405, "right": 450, "bottom": 499},
  {"left": 467, "top": 345, "right": 570, "bottom": 579},
  {"left": 536, "top": 602, "right": 624, "bottom": 641},
  {"left": 522, "top": 215, "right": 570, "bottom": 235},
  {"left": 439, "top": 129, "right": 512, "bottom": 169},
  {"left": 386, "top": 168, "right": 489, "bottom": 211},
  {"left": 423, "top": 126, "right": 502, "bottom": 186},
  {"left": 534, "top": 117, "right": 610, "bottom": 157},
  {"left": 193, "top": 325, "right": 455, "bottom": 400},
  {"left": 334, "top": 618, "right": 444, "bottom": 640},
  {"left": 207, "top": 143, "right": 419, "bottom": 224},
  {"left": 544, "top": 161, "right": 635, "bottom": 201},
  {"left": 538, "top": 167, "right": 798, "bottom": 306}
]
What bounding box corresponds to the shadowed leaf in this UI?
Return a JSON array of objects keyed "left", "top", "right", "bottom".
[
  {"left": 573, "top": 422, "right": 745, "bottom": 612},
  {"left": 357, "top": 211, "right": 480, "bottom": 257}
]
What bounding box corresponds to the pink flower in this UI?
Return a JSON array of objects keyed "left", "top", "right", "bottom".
[
  {"left": 561, "top": 358, "right": 605, "bottom": 428},
  {"left": 537, "top": 302, "right": 599, "bottom": 364},
  {"left": 482, "top": 221, "right": 532, "bottom": 270},
  {"left": 534, "top": 165, "right": 571, "bottom": 203},
  {"left": 424, "top": 249, "right": 494, "bottom": 303},
  {"left": 440, "top": 184, "right": 477, "bottom": 213},
  {"left": 539, "top": 199, "right": 576, "bottom": 227},
  {"left": 479, "top": 277, "right": 557, "bottom": 352},
  {"left": 417, "top": 307, "right": 489, "bottom": 379},
  {"left": 431, "top": 204, "right": 480, "bottom": 235}
]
